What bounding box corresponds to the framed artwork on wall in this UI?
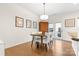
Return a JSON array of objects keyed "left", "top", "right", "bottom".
[
  {"left": 33, "top": 21, "right": 37, "bottom": 28},
  {"left": 26, "top": 19, "right": 32, "bottom": 28},
  {"left": 15, "top": 16, "right": 24, "bottom": 27},
  {"left": 65, "top": 18, "right": 75, "bottom": 27}
]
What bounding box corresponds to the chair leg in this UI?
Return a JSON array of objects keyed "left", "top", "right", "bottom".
[
  {"left": 50, "top": 41, "right": 53, "bottom": 48},
  {"left": 36, "top": 42, "right": 39, "bottom": 49},
  {"left": 45, "top": 44, "right": 47, "bottom": 51}
]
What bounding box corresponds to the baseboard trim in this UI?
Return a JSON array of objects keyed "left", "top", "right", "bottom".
[
  {"left": 5, "top": 40, "right": 32, "bottom": 49},
  {"left": 55, "top": 39, "right": 71, "bottom": 43}
]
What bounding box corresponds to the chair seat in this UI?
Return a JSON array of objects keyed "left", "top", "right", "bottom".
[{"left": 34, "top": 38, "right": 50, "bottom": 44}]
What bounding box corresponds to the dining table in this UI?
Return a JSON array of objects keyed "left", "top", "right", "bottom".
[{"left": 30, "top": 32, "right": 44, "bottom": 48}]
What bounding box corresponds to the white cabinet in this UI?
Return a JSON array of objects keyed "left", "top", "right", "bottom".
[
  {"left": 0, "top": 40, "right": 4, "bottom": 56},
  {"left": 72, "top": 40, "right": 79, "bottom": 56}
]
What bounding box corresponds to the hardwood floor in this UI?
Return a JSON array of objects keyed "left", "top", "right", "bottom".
[{"left": 5, "top": 40, "right": 75, "bottom": 56}]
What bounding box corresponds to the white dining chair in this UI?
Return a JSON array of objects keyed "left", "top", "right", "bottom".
[{"left": 34, "top": 32, "right": 53, "bottom": 51}]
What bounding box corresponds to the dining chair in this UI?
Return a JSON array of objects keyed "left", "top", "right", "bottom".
[
  {"left": 34, "top": 32, "right": 53, "bottom": 51},
  {"left": 43, "top": 32, "right": 53, "bottom": 50}
]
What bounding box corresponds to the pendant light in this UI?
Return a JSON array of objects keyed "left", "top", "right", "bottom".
[{"left": 40, "top": 3, "right": 48, "bottom": 20}]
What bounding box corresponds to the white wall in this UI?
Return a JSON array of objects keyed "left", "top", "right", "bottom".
[
  {"left": 0, "top": 3, "right": 39, "bottom": 48},
  {"left": 49, "top": 11, "right": 79, "bottom": 41}
]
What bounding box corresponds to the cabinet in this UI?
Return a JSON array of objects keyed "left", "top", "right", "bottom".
[{"left": 72, "top": 40, "right": 79, "bottom": 56}]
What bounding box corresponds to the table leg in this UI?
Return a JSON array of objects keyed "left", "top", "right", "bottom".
[
  {"left": 31, "top": 36, "right": 34, "bottom": 48},
  {"left": 41, "top": 36, "right": 43, "bottom": 48}
]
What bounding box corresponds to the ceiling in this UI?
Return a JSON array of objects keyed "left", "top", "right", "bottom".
[{"left": 17, "top": 3, "right": 79, "bottom": 16}]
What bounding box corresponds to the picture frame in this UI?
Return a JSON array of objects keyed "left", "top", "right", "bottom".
[
  {"left": 15, "top": 16, "right": 24, "bottom": 27},
  {"left": 26, "top": 19, "right": 32, "bottom": 28},
  {"left": 33, "top": 21, "right": 37, "bottom": 28},
  {"left": 65, "top": 18, "right": 75, "bottom": 27}
]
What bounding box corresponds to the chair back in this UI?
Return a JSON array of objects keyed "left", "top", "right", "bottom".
[{"left": 44, "top": 32, "right": 52, "bottom": 40}]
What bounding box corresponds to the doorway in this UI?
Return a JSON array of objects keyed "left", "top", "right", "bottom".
[{"left": 54, "top": 23, "right": 62, "bottom": 39}]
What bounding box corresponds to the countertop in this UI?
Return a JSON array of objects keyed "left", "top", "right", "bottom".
[{"left": 72, "top": 38, "right": 79, "bottom": 41}]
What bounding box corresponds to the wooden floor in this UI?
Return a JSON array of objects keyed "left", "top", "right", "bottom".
[{"left": 5, "top": 40, "right": 75, "bottom": 56}]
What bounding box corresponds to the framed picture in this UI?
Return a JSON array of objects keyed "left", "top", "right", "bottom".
[
  {"left": 26, "top": 19, "right": 32, "bottom": 28},
  {"left": 15, "top": 16, "right": 24, "bottom": 27},
  {"left": 65, "top": 18, "right": 75, "bottom": 27},
  {"left": 33, "top": 21, "right": 37, "bottom": 28}
]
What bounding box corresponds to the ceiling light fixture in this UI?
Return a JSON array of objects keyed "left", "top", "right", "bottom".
[{"left": 40, "top": 3, "right": 48, "bottom": 20}]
